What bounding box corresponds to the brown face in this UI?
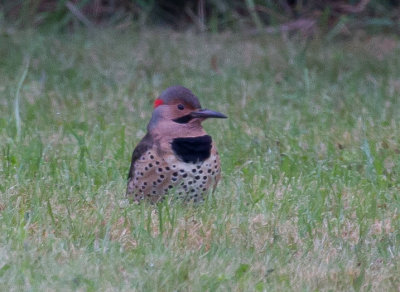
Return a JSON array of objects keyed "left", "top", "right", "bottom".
[
  {"left": 171, "top": 99, "right": 198, "bottom": 118},
  {"left": 153, "top": 97, "right": 227, "bottom": 125},
  {"left": 153, "top": 98, "right": 197, "bottom": 123}
]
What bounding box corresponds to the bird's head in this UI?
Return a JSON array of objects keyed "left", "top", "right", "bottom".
[{"left": 147, "top": 86, "right": 227, "bottom": 135}]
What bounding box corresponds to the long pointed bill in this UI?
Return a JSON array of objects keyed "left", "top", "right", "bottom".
[{"left": 190, "top": 109, "right": 227, "bottom": 119}]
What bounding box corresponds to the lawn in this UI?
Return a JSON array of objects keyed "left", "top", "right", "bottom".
[{"left": 0, "top": 29, "right": 399, "bottom": 291}]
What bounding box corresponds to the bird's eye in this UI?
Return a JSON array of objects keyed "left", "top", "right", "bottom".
[{"left": 177, "top": 104, "right": 185, "bottom": 110}]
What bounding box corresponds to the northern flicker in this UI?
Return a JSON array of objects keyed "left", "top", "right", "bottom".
[{"left": 126, "top": 86, "right": 227, "bottom": 203}]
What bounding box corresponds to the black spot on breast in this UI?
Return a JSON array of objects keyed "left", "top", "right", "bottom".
[{"left": 171, "top": 135, "right": 212, "bottom": 164}]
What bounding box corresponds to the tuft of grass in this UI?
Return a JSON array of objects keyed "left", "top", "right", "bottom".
[
  {"left": 0, "top": 29, "right": 400, "bottom": 290},
  {"left": 13, "top": 58, "right": 30, "bottom": 141}
]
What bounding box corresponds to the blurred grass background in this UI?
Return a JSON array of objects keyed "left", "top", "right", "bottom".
[{"left": 1, "top": 0, "right": 400, "bottom": 34}]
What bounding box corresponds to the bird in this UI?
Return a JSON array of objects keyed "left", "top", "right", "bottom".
[{"left": 126, "top": 85, "right": 227, "bottom": 203}]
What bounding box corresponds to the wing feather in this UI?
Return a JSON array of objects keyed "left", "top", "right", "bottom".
[{"left": 126, "top": 133, "right": 153, "bottom": 196}]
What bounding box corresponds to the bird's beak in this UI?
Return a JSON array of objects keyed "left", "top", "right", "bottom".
[{"left": 190, "top": 108, "right": 227, "bottom": 119}]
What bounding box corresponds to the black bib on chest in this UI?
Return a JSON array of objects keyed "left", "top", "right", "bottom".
[{"left": 171, "top": 135, "right": 212, "bottom": 163}]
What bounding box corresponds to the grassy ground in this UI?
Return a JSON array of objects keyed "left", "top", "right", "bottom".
[{"left": 0, "top": 29, "right": 400, "bottom": 291}]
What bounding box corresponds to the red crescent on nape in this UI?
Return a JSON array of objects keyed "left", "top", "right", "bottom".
[{"left": 154, "top": 98, "right": 164, "bottom": 108}]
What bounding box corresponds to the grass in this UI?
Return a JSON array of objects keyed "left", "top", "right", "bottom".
[{"left": 0, "top": 28, "right": 400, "bottom": 291}]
